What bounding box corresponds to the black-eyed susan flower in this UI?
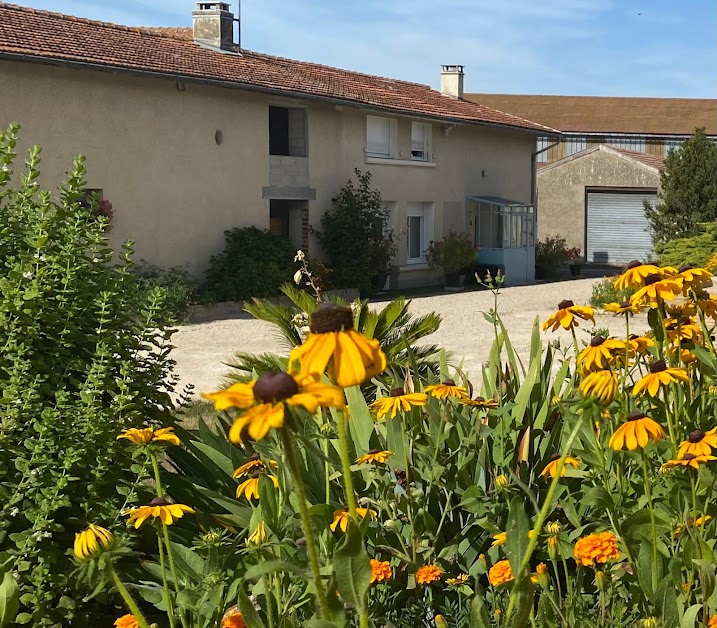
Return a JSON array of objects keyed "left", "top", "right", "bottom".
[
  {"left": 126, "top": 497, "right": 194, "bottom": 528},
  {"left": 579, "top": 369, "right": 618, "bottom": 404},
  {"left": 369, "top": 559, "right": 392, "bottom": 583},
  {"left": 74, "top": 524, "right": 114, "bottom": 560},
  {"left": 631, "top": 274, "right": 681, "bottom": 308},
  {"left": 288, "top": 302, "right": 386, "bottom": 388},
  {"left": 416, "top": 564, "right": 442, "bottom": 584},
  {"left": 573, "top": 531, "right": 620, "bottom": 567},
  {"left": 633, "top": 360, "right": 689, "bottom": 397},
  {"left": 628, "top": 334, "right": 655, "bottom": 354},
  {"left": 604, "top": 300, "right": 641, "bottom": 316},
  {"left": 665, "top": 317, "right": 701, "bottom": 343},
  {"left": 540, "top": 453, "right": 581, "bottom": 478},
  {"left": 661, "top": 453, "right": 717, "bottom": 470},
  {"left": 356, "top": 449, "right": 393, "bottom": 465},
  {"left": 609, "top": 411, "right": 665, "bottom": 451},
  {"left": 695, "top": 293, "right": 717, "bottom": 318},
  {"left": 445, "top": 574, "right": 469, "bottom": 586},
  {"left": 488, "top": 560, "right": 513, "bottom": 586},
  {"left": 675, "top": 265, "right": 713, "bottom": 293},
  {"left": 236, "top": 474, "right": 279, "bottom": 500},
  {"left": 232, "top": 455, "right": 279, "bottom": 478},
  {"left": 203, "top": 372, "right": 344, "bottom": 443},
  {"left": 371, "top": 387, "right": 427, "bottom": 419},
  {"left": 461, "top": 395, "right": 499, "bottom": 409},
  {"left": 330, "top": 507, "right": 376, "bottom": 532},
  {"left": 678, "top": 428, "right": 717, "bottom": 458},
  {"left": 614, "top": 261, "right": 660, "bottom": 290},
  {"left": 542, "top": 300, "right": 595, "bottom": 332},
  {"left": 117, "top": 426, "right": 180, "bottom": 447},
  {"left": 578, "top": 336, "right": 624, "bottom": 372},
  {"left": 674, "top": 515, "right": 713, "bottom": 538},
  {"left": 491, "top": 531, "right": 507, "bottom": 547},
  {"left": 424, "top": 379, "right": 468, "bottom": 399}
]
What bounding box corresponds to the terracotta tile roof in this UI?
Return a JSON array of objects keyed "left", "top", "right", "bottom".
[
  {"left": 609, "top": 147, "right": 665, "bottom": 170},
  {"left": 537, "top": 144, "right": 664, "bottom": 174},
  {"left": 466, "top": 93, "right": 717, "bottom": 136},
  {"left": 0, "top": 3, "right": 558, "bottom": 134}
]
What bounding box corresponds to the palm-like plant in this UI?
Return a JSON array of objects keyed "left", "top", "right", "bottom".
[{"left": 222, "top": 283, "right": 443, "bottom": 388}]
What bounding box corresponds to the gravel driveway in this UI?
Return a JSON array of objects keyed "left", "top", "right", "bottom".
[{"left": 172, "top": 277, "right": 654, "bottom": 397}]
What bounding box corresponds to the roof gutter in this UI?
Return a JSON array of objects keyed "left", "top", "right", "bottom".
[{"left": 0, "top": 51, "right": 561, "bottom": 137}]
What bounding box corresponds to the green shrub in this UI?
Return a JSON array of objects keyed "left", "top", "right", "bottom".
[
  {"left": 0, "top": 125, "right": 177, "bottom": 626},
  {"left": 200, "top": 226, "right": 296, "bottom": 302},
  {"left": 313, "top": 169, "right": 396, "bottom": 296},
  {"left": 535, "top": 235, "right": 571, "bottom": 277},
  {"left": 655, "top": 221, "right": 716, "bottom": 269},
  {"left": 426, "top": 229, "right": 476, "bottom": 274},
  {"left": 589, "top": 275, "right": 635, "bottom": 307},
  {"left": 134, "top": 261, "right": 195, "bottom": 323}
]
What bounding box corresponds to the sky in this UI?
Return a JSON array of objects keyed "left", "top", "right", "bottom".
[{"left": 18, "top": 0, "right": 717, "bottom": 98}]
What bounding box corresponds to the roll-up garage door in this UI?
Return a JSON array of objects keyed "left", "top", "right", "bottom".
[{"left": 586, "top": 191, "right": 657, "bottom": 264}]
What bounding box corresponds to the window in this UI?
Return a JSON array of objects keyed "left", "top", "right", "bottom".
[
  {"left": 536, "top": 137, "right": 550, "bottom": 163},
  {"left": 607, "top": 137, "right": 645, "bottom": 152},
  {"left": 406, "top": 202, "right": 433, "bottom": 263},
  {"left": 411, "top": 122, "right": 431, "bottom": 160},
  {"left": 269, "top": 106, "right": 306, "bottom": 156},
  {"left": 366, "top": 116, "right": 396, "bottom": 158},
  {"left": 564, "top": 137, "right": 587, "bottom": 156}
]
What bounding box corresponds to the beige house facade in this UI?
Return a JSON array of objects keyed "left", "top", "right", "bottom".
[{"left": 0, "top": 2, "right": 557, "bottom": 289}]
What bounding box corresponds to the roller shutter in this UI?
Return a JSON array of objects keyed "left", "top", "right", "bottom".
[{"left": 586, "top": 191, "right": 656, "bottom": 264}]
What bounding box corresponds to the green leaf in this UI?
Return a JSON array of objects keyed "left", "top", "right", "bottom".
[
  {"left": 0, "top": 571, "right": 19, "bottom": 627},
  {"left": 332, "top": 520, "right": 371, "bottom": 612},
  {"left": 680, "top": 604, "right": 702, "bottom": 628},
  {"left": 693, "top": 559, "right": 716, "bottom": 601},
  {"left": 505, "top": 497, "right": 531, "bottom": 579},
  {"left": 259, "top": 473, "right": 280, "bottom": 531},
  {"left": 655, "top": 576, "right": 679, "bottom": 628},
  {"left": 468, "top": 588, "right": 491, "bottom": 628},
  {"left": 512, "top": 576, "right": 536, "bottom": 628},
  {"left": 237, "top": 587, "right": 266, "bottom": 628},
  {"left": 344, "top": 386, "right": 375, "bottom": 456},
  {"left": 244, "top": 561, "right": 307, "bottom": 581}
]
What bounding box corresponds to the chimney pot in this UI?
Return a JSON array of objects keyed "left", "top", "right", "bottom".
[
  {"left": 193, "top": 1, "right": 238, "bottom": 51},
  {"left": 440, "top": 64, "right": 464, "bottom": 99}
]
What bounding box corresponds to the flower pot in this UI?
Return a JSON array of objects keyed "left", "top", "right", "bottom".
[
  {"left": 569, "top": 263, "right": 582, "bottom": 277},
  {"left": 444, "top": 273, "right": 465, "bottom": 291},
  {"left": 370, "top": 273, "right": 389, "bottom": 292}
]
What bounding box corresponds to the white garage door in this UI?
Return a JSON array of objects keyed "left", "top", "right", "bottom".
[{"left": 586, "top": 191, "right": 657, "bottom": 264}]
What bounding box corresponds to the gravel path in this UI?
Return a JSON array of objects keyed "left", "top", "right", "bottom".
[{"left": 172, "top": 277, "right": 654, "bottom": 397}]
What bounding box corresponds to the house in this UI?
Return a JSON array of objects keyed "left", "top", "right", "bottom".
[
  {"left": 0, "top": 2, "right": 558, "bottom": 289},
  {"left": 465, "top": 93, "right": 717, "bottom": 264}
]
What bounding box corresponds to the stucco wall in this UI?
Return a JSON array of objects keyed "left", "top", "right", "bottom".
[
  {"left": 536, "top": 149, "right": 660, "bottom": 253},
  {"left": 0, "top": 60, "right": 535, "bottom": 287}
]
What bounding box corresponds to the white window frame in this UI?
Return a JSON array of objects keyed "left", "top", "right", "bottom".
[
  {"left": 366, "top": 115, "right": 397, "bottom": 159},
  {"left": 411, "top": 122, "right": 432, "bottom": 161},
  {"left": 406, "top": 202, "right": 434, "bottom": 264}
]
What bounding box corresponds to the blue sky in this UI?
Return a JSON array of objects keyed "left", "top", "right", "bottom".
[{"left": 20, "top": 0, "right": 717, "bottom": 97}]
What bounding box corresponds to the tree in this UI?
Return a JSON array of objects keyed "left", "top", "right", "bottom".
[{"left": 645, "top": 127, "right": 717, "bottom": 244}]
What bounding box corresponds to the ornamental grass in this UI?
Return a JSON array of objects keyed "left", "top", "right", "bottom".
[{"left": 60, "top": 259, "right": 717, "bottom": 627}]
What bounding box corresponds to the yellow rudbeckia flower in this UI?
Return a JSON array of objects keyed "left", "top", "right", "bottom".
[
  {"left": 577, "top": 336, "right": 625, "bottom": 372},
  {"left": 125, "top": 498, "right": 195, "bottom": 528},
  {"left": 630, "top": 274, "right": 681, "bottom": 307},
  {"left": 633, "top": 360, "right": 689, "bottom": 397},
  {"left": 678, "top": 428, "right": 717, "bottom": 458},
  {"left": 203, "top": 371, "right": 344, "bottom": 443},
  {"left": 288, "top": 303, "right": 387, "bottom": 388},
  {"left": 675, "top": 265, "right": 713, "bottom": 293},
  {"left": 613, "top": 261, "right": 660, "bottom": 290},
  {"left": 461, "top": 396, "right": 499, "bottom": 409},
  {"left": 540, "top": 453, "right": 581, "bottom": 478},
  {"left": 424, "top": 379, "right": 469, "bottom": 399},
  {"left": 542, "top": 300, "right": 595, "bottom": 332},
  {"left": 579, "top": 370, "right": 618, "bottom": 404},
  {"left": 117, "top": 426, "right": 180, "bottom": 447},
  {"left": 371, "top": 387, "right": 427, "bottom": 419},
  {"left": 74, "top": 524, "right": 114, "bottom": 560},
  {"left": 604, "top": 300, "right": 642, "bottom": 316},
  {"left": 355, "top": 449, "right": 393, "bottom": 465},
  {"left": 330, "top": 507, "right": 376, "bottom": 532},
  {"left": 661, "top": 453, "right": 717, "bottom": 470},
  {"left": 232, "top": 455, "right": 279, "bottom": 478},
  {"left": 609, "top": 412, "right": 665, "bottom": 451},
  {"left": 236, "top": 474, "right": 279, "bottom": 500}
]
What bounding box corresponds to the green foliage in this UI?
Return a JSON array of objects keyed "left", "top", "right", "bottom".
[
  {"left": 201, "top": 226, "right": 296, "bottom": 302},
  {"left": 426, "top": 229, "right": 477, "bottom": 275},
  {"left": 645, "top": 127, "right": 717, "bottom": 244},
  {"left": 535, "top": 235, "right": 575, "bottom": 276},
  {"left": 313, "top": 169, "right": 396, "bottom": 295},
  {"left": 0, "top": 124, "right": 177, "bottom": 626},
  {"left": 655, "top": 222, "right": 716, "bottom": 269},
  {"left": 589, "top": 276, "right": 635, "bottom": 307},
  {"left": 134, "top": 261, "right": 195, "bottom": 323}
]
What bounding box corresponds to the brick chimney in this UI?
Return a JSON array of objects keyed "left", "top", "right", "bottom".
[
  {"left": 440, "top": 65, "right": 464, "bottom": 99},
  {"left": 192, "top": 2, "right": 238, "bottom": 51}
]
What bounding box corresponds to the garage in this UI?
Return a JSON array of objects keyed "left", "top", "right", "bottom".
[{"left": 586, "top": 190, "right": 657, "bottom": 264}]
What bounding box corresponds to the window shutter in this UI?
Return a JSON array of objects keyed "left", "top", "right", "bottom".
[
  {"left": 367, "top": 117, "right": 391, "bottom": 157},
  {"left": 411, "top": 123, "right": 428, "bottom": 159}
]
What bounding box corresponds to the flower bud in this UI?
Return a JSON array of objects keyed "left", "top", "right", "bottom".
[
  {"left": 435, "top": 615, "right": 448, "bottom": 628},
  {"left": 478, "top": 553, "right": 487, "bottom": 566},
  {"left": 639, "top": 618, "right": 658, "bottom": 628},
  {"left": 546, "top": 522, "right": 562, "bottom": 535},
  {"left": 595, "top": 570, "right": 606, "bottom": 592},
  {"left": 547, "top": 535, "right": 559, "bottom": 561},
  {"left": 536, "top": 562, "right": 549, "bottom": 588},
  {"left": 495, "top": 474, "right": 510, "bottom": 489}
]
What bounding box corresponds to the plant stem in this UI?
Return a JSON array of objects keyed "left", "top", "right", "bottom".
[
  {"left": 163, "top": 524, "right": 189, "bottom": 628},
  {"left": 150, "top": 452, "right": 164, "bottom": 497},
  {"left": 109, "top": 567, "right": 151, "bottom": 628},
  {"left": 263, "top": 575, "right": 275, "bottom": 628},
  {"left": 641, "top": 451, "right": 659, "bottom": 592},
  {"left": 335, "top": 408, "right": 358, "bottom": 515},
  {"left": 280, "top": 428, "right": 330, "bottom": 619},
  {"left": 157, "top": 527, "right": 177, "bottom": 628}
]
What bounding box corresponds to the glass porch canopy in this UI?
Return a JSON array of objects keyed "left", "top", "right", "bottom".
[{"left": 466, "top": 196, "right": 535, "bottom": 249}]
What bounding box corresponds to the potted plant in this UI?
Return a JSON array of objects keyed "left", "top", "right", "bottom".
[
  {"left": 567, "top": 246, "right": 584, "bottom": 276},
  {"left": 426, "top": 230, "right": 477, "bottom": 290},
  {"left": 367, "top": 232, "right": 397, "bottom": 293}
]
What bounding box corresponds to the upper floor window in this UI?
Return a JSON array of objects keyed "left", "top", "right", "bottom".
[
  {"left": 366, "top": 115, "right": 396, "bottom": 158},
  {"left": 411, "top": 122, "right": 431, "bottom": 161},
  {"left": 269, "top": 106, "right": 306, "bottom": 156}
]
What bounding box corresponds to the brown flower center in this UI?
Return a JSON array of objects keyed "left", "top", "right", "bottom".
[
  {"left": 390, "top": 387, "right": 406, "bottom": 397},
  {"left": 678, "top": 264, "right": 692, "bottom": 273},
  {"left": 309, "top": 302, "right": 354, "bottom": 334},
  {"left": 442, "top": 379, "right": 456, "bottom": 386},
  {"left": 590, "top": 335, "right": 605, "bottom": 347},
  {"left": 688, "top": 429, "right": 705, "bottom": 443},
  {"left": 550, "top": 453, "right": 561, "bottom": 461},
  {"left": 682, "top": 453, "right": 696, "bottom": 461},
  {"left": 620, "top": 301, "right": 631, "bottom": 309},
  {"left": 473, "top": 396, "right": 485, "bottom": 402},
  {"left": 644, "top": 273, "right": 661, "bottom": 286},
  {"left": 627, "top": 410, "right": 647, "bottom": 421},
  {"left": 253, "top": 372, "right": 300, "bottom": 403},
  {"left": 248, "top": 453, "right": 261, "bottom": 462},
  {"left": 627, "top": 260, "right": 643, "bottom": 269},
  {"left": 368, "top": 449, "right": 380, "bottom": 455},
  {"left": 149, "top": 497, "right": 171, "bottom": 507},
  {"left": 558, "top": 299, "right": 574, "bottom": 310},
  {"left": 649, "top": 359, "right": 667, "bottom": 373}
]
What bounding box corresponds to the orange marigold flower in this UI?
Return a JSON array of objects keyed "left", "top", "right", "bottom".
[
  {"left": 416, "top": 564, "right": 442, "bottom": 584},
  {"left": 221, "top": 607, "right": 247, "bottom": 628},
  {"left": 114, "top": 616, "right": 140, "bottom": 628},
  {"left": 488, "top": 560, "right": 513, "bottom": 586},
  {"left": 709, "top": 614, "right": 716, "bottom": 628},
  {"left": 573, "top": 531, "right": 620, "bottom": 567},
  {"left": 369, "top": 559, "right": 392, "bottom": 583}
]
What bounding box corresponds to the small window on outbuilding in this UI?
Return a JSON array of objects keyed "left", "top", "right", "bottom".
[{"left": 269, "top": 106, "right": 306, "bottom": 156}]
